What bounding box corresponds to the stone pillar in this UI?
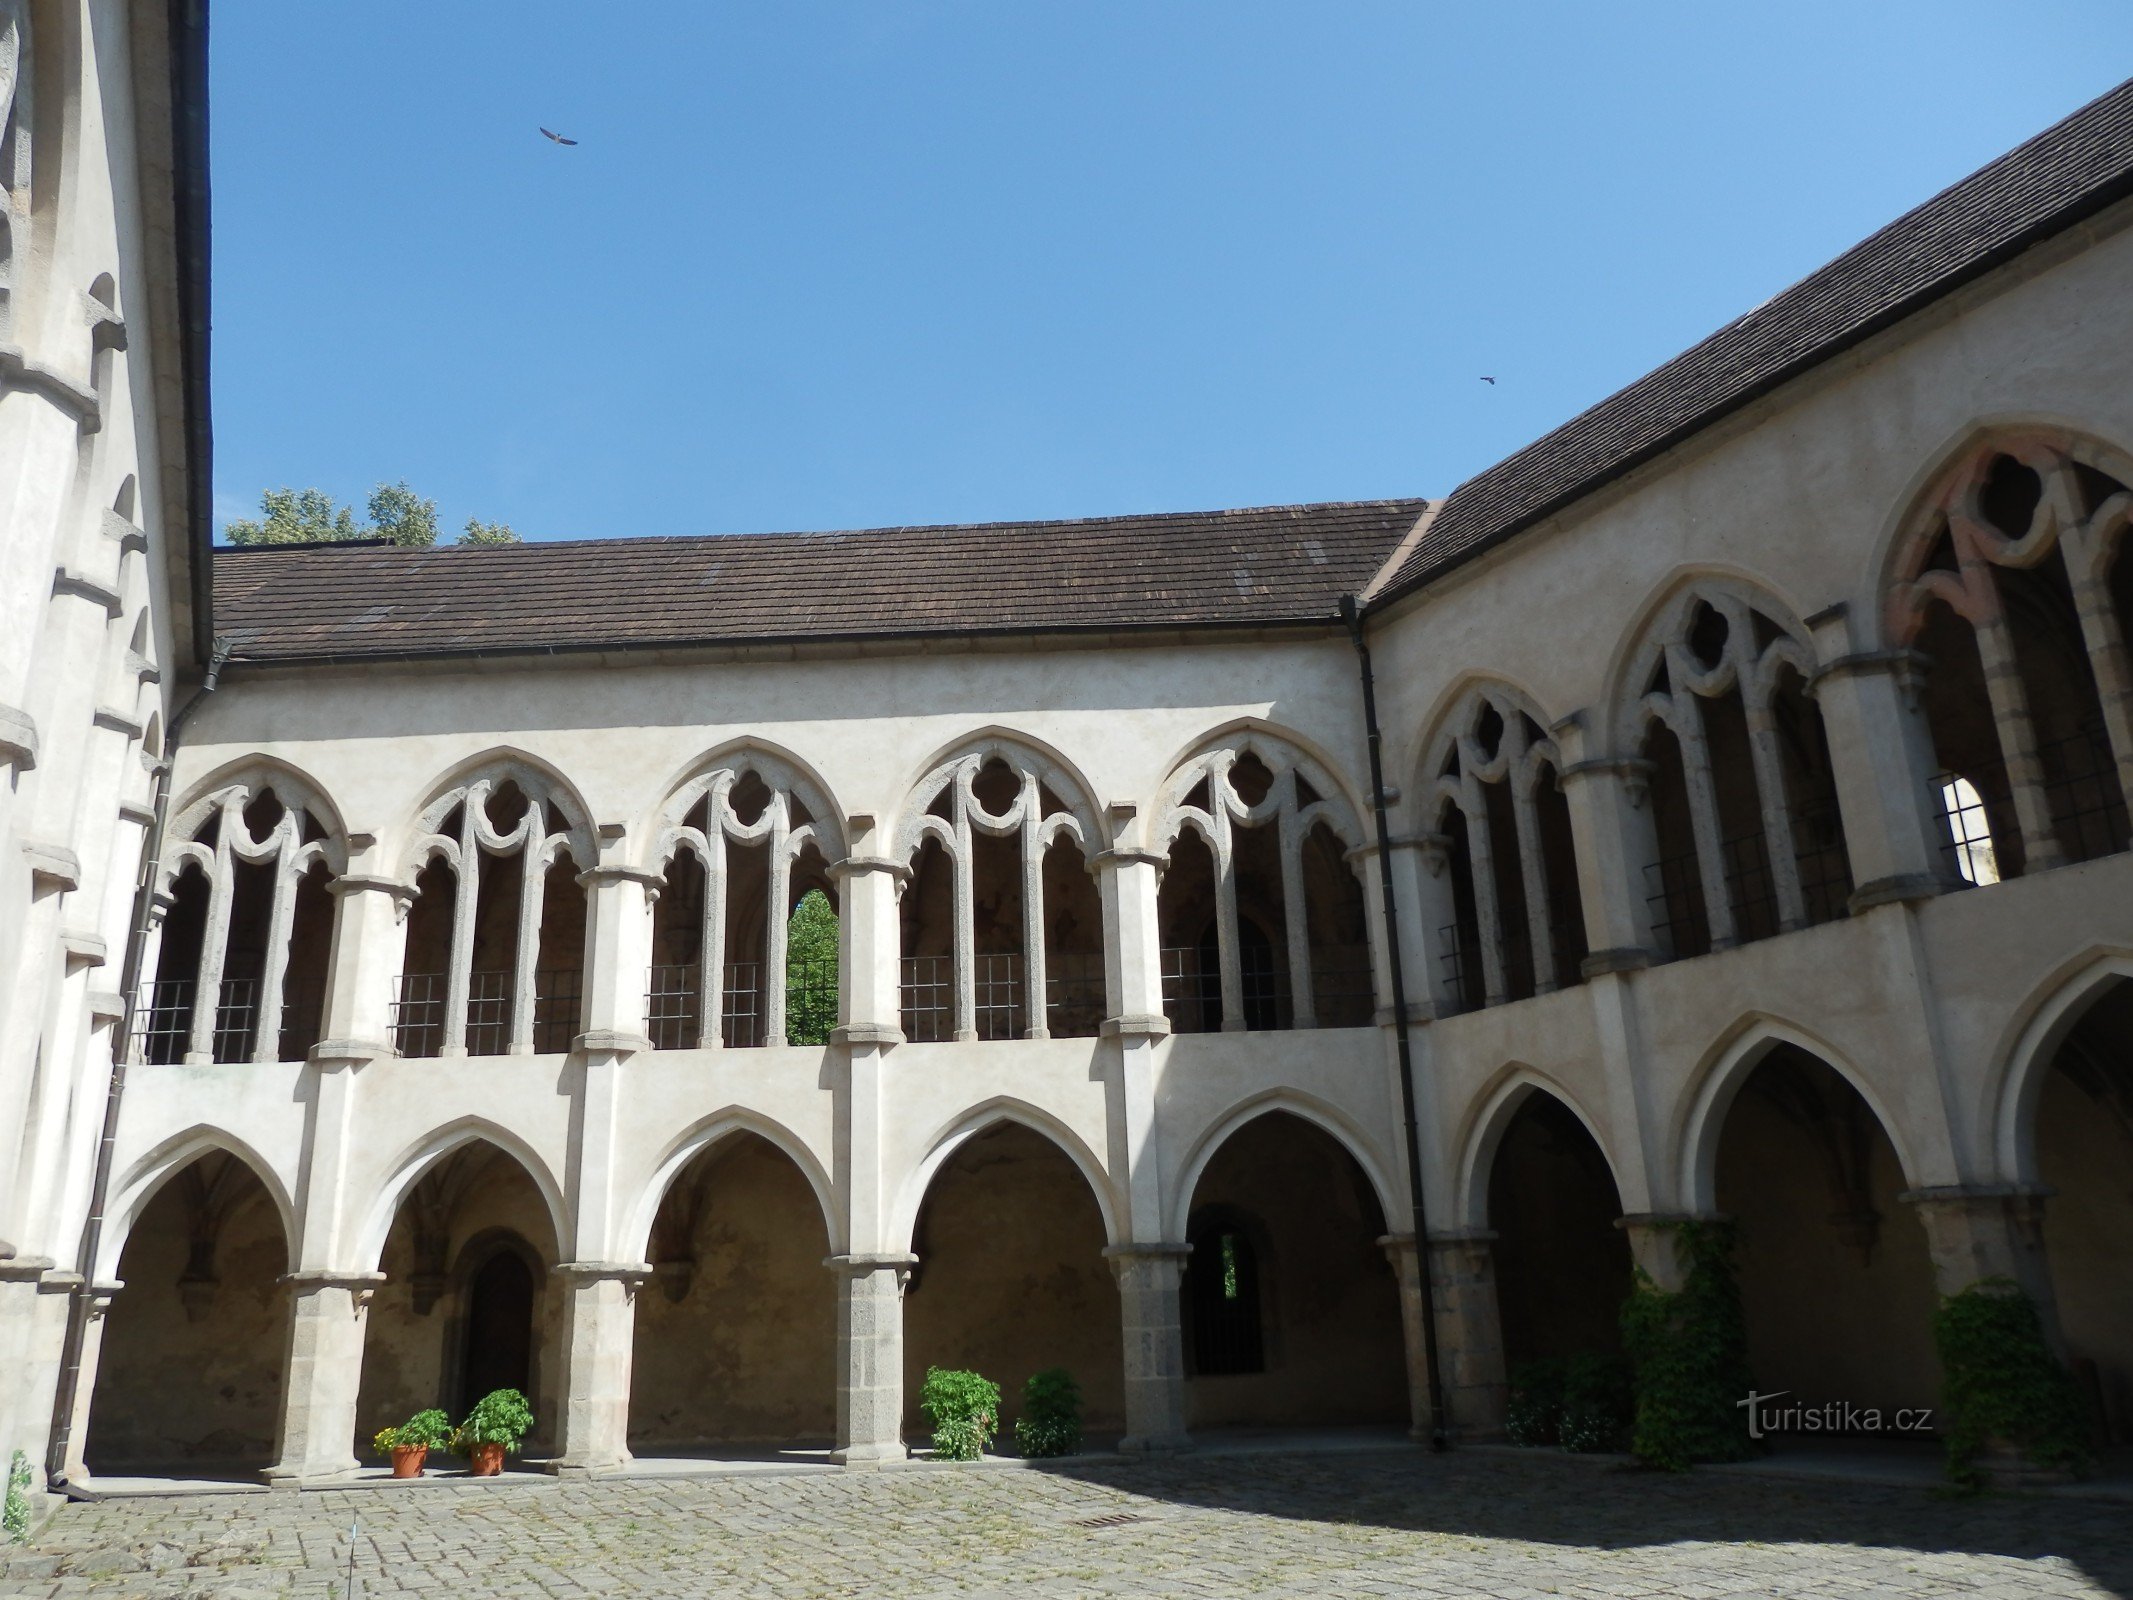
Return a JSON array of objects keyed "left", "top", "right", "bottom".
[
  {"left": 1805, "top": 611, "right": 1954, "bottom": 908},
  {"left": 266, "top": 1272, "right": 383, "bottom": 1485},
  {"left": 1428, "top": 1232, "right": 1508, "bottom": 1438},
  {"left": 1379, "top": 1235, "right": 1439, "bottom": 1441},
  {"left": 55, "top": 1280, "right": 119, "bottom": 1484},
  {"left": 1105, "top": 1244, "right": 1192, "bottom": 1454},
  {"left": 1902, "top": 1186, "right": 2057, "bottom": 1332},
  {"left": 320, "top": 867, "right": 412, "bottom": 1054},
  {"left": 1554, "top": 713, "right": 1662, "bottom": 971},
  {"left": 0, "top": 1258, "right": 56, "bottom": 1474},
  {"left": 577, "top": 862, "right": 660, "bottom": 1048},
  {"left": 831, "top": 819, "right": 908, "bottom": 1044},
  {"left": 1614, "top": 1213, "right": 1714, "bottom": 1295},
  {"left": 827, "top": 1253, "right": 914, "bottom": 1466},
  {"left": 552, "top": 1263, "right": 650, "bottom": 1476}
]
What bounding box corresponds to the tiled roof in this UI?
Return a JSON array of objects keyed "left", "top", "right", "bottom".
[
  {"left": 1367, "top": 75, "right": 2133, "bottom": 606},
  {"left": 213, "top": 499, "right": 1428, "bottom": 662}
]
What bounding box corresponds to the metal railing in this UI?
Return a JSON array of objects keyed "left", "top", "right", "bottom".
[{"left": 900, "top": 955, "right": 953, "bottom": 1042}]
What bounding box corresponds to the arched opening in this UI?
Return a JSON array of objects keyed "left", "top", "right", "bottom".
[
  {"left": 2033, "top": 978, "right": 2133, "bottom": 1444},
  {"left": 1715, "top": 1047, "right": 1939, "bottom": 1430},
  {"left": 1640, "top": 719, "right": 1709, "bottom": 959},
  {"left": 1182, "top": 1112, "right": 1404, "bottom": 1428},
  {"left": 137, "top": 784, "right": 339, "bottom": 1064},
  {"left": 630, "top": 1133, "right": 835, "bottom": 1451},
  {"left": 87, "top": 1154, "right": 288, "bottom": 1475},
  {"left": 1893, "top": 443, "right": 2133, "bottom": 880},
  {"left": 904, "top": 1123, "right": 1122, "bottom": 1447},
  {"left": 1158, "top": 825, "right": 1220, "bottom": 1031},
  {"left": 357, "top": 1142, "right": 564, "bottom": 1456},
  {"left": 1487, "top": 1092, "right": 1631, "bottom": 1371},
  {"left": 395, "top": 778, "right": 590, "bottom": 1057}
]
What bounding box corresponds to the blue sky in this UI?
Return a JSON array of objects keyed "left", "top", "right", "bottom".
[{"left": 209, "top": 3, "right": 2133, "bottom": 544}]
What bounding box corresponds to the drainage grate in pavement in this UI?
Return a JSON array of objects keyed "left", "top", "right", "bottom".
[{"left": 1072, "top": 1512, "right": 1154, "bottom": 1530}]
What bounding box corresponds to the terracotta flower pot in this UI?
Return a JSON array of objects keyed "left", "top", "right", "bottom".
[
  {"left": 389, "top": 1443, "right": 428, "bottom": 1479},
  {"left": 467, "top": 1441, "right": 506, "bottom": 1477}
]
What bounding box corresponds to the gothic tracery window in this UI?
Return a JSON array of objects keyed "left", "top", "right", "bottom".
[
  {"left": 1626, "top": 584, "right": 1853, "bottom": 960},
  {"left": 895, "top": 743, "right": 1104, "bottom": 1042},
  {"left": 645, "top": 755, "right": 842, "bottom": 1049},
  {"left": 139, "top": 777, "right": 341, "bottom": 1064},
  {"left": 393, "top": 768, "right": 593, "bottom": 1058},
  {"left": 1886, "top": 435, "right": 2133, "bottom": 882},
  {"left": 1423, "top": 687, "right": 1587, "bottom": 1013},
  {"left": 1154, "top": 737, "right": 1373, "bottom": 1033}
]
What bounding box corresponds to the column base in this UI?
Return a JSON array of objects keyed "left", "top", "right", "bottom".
[
  {"left": 262, "top": 1464, "right": 360, "bottom": 1490},
  {"left": 832, "top": 1441, "right": 909, "bottom": 1469},
  {"left": 1117, "top": 1432, "right": 1193, "bottom": 1456}
]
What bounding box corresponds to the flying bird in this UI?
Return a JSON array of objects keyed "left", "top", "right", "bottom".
[
  {"left": 539, "top": 127, "right": 578, "bottom": 146},
  {"left": 1479, "top": 376, "right": 1496, "bottom": 385}
]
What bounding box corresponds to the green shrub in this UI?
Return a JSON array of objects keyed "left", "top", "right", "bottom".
[
  {"left": 454, "top": 1389, "right": 535, "bottom": 1455},
  {"left": 1013, "top": 1367, "right": 1083, "bottom": 1458},
  {"left": 1559, "top": 1353, "right": 1634, "bottom": 1454},
  {"left": 920, "top": 1367, "right": 1000, "bottom": 1461},
  {"left": 1935, "top": 1278, "right": 2091, "bottom": 1488},
  {"left": 1619, "top": 1219, "right": 1754, "bottom": 1470},
  {"left": 1504, "top": 1358, "right": 1566, "bottom": 1447},
  {"left": 372, "top": 1407, "right": 454, "bottom": 1455},
  {"left": 3, "top": 1451, "right": 29, "bottom": 1543}
]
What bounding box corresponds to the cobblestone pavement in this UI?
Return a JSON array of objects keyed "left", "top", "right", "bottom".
[{"left": 5, "top": 1449, "right": 2131, "bottom": 1600}]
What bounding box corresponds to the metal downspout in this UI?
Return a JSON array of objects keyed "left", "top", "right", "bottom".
[{"left": 1340, "top": 593, "right": 1449, "bottom": 1449}]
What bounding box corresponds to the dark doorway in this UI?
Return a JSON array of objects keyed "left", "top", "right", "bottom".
[
  {"left": 461, "top": 1249, "right": 535, "bottom": 1405},
  {"left": 1187, "top": 1215, "right": 1265, "bottom": 1375}
]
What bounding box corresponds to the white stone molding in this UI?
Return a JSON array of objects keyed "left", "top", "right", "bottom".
[
  {"left": 1420, "top": 684, "right": 1575, "bottom": 1007},
  {"left": 1618, "top": 580, "right": 1826, "bottom": 949},
  {"left": 151, "top": 776, "right": 346, "bottom": 1065},
  {"left": 892, "top": 740, "right": 1097, "bottom": 1042},
  {"left": 404, "top": 767, "right": 594, "bottom": 1057},
  {"left": 0, "top": 0, "right": 26, "bottom": 347},
  {"left": 1150, "top": 731, "right": 1366, "bottom": 1033},
  {"left": 650, "top": 751, "right": 845, "bottom": 1048},
  {"left": 1885, "top": 432, "right": 2133, "bottom": 873}
]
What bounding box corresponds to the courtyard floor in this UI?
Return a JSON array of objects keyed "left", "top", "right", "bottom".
[{"left": 5, "top": 1446, "right": 2132, "bottom": 1600}]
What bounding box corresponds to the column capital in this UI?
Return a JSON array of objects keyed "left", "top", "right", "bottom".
[
  {"left": 1101, "top": 1242, "right": 1191, "bottom": 1263},
  {"left": 572, "top": 1029, "right": 652, "bottom": 1060},
  {"left": 307, "top": 1038, "right": 393, "bottom": 1069},
  {"left": 1099, "top": 1013, "right": 1171, "bottom": 1042},
  {"left": 1897, "top": 1182, "right": 2053, "bottom": 1208},
  {"left": 558, "top": 1261, "right": 654, "bottom": 1287},
  {"left": 325, "top": 873, "right": 415, "bottom": 903},
  {"left": 824, "top": 1252, "right": 919, "bottom": 1277},
  {"left": 831, "top": 1023, "right": 905, "bottom": 1048},
  {"left": 1089, "top": 847, "right": 1166, "bottom": 871},
  {"left": 280, "top": 1270, "right": 387, "bottom": 1290},
  {"left": 827, "top": 854, "right": 911, "bottom": 885},
  {"left": 575, "top": 865, "right": 665, "bottom": 891}
]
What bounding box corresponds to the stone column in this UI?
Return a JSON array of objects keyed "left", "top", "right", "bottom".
[
  {"left": 1805, "top": 610, "right": 1955, "bottom": 908},
  {"left": 55, "top": 1280, "right": 120, "bottom": 1484},
  {"left": 1427, "top": 1232, "right": 1508, "bottom": 1438},
  {"left": 1902, "top": 1185, "right": 2057, "bottom": 1334},
  {"left": 1105, "top": 1243, "right": 1192, "bottom": 1453},
  {"left": 577, "top": 862, "right": 661, "bottom": 1049},
  {"left": 552, "top": 1262, "right": 651, "bottom": 1476},
  {"left": 828, "top": 827, "right": 906, "bottom": 1045},
  {"left": 266, "top": 1271, "right": 383, "bottom": 1485},
  {"left": 827, "top": 1253, "right": 915, "bottom": 1466},
  {"left": 1553, "top": 712, "right": 1661, "bottom": 972},
  {"left": 1379, "top": 1235, "right": 1439, "bottom": 1441},
  {"left": 319, "top": 866, "right": 412, "bottom": 1055},
  {"left": 1614, "top": 1213, "right": 1715, "bottom": 1295}
]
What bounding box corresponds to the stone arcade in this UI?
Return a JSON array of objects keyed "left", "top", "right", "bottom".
[{"left": 3, "top": 7, "right": 2132, "bottom": 1487}]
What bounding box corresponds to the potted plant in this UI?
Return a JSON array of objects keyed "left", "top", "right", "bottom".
[
  {"left": 373, "top": 1408, "right": 453, "bottom": 1478},
  {"left": 454, "top": 1388, "right": 534, "bottom": 1477}
]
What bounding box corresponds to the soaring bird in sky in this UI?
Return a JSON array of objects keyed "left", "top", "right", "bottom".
[
  {"left": 539, "top": 126, "right": 578, "bottom": 146},
  {"left": 1479, "top": 376, "right": 1497, "bottom": 385}
]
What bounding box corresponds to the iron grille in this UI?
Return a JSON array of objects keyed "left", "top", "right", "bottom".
[
  {"left": 646, "top": 963, "right": 701, "bottom": 1050},
  {"left": 900, "top": 955, "right": 953, "bottom": 1042},
  {"left": 392, "top": 972, "right": 447, "bottom": 1059}
]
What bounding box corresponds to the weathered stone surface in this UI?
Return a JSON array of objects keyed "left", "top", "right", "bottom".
[{"left": 7, "top": 1451, "right": 2131, "bottom": 1599}]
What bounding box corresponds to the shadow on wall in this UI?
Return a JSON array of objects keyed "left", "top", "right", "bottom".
[{"left": 1021, "top": 1450, "right": 2133, "bottom": 1593}]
